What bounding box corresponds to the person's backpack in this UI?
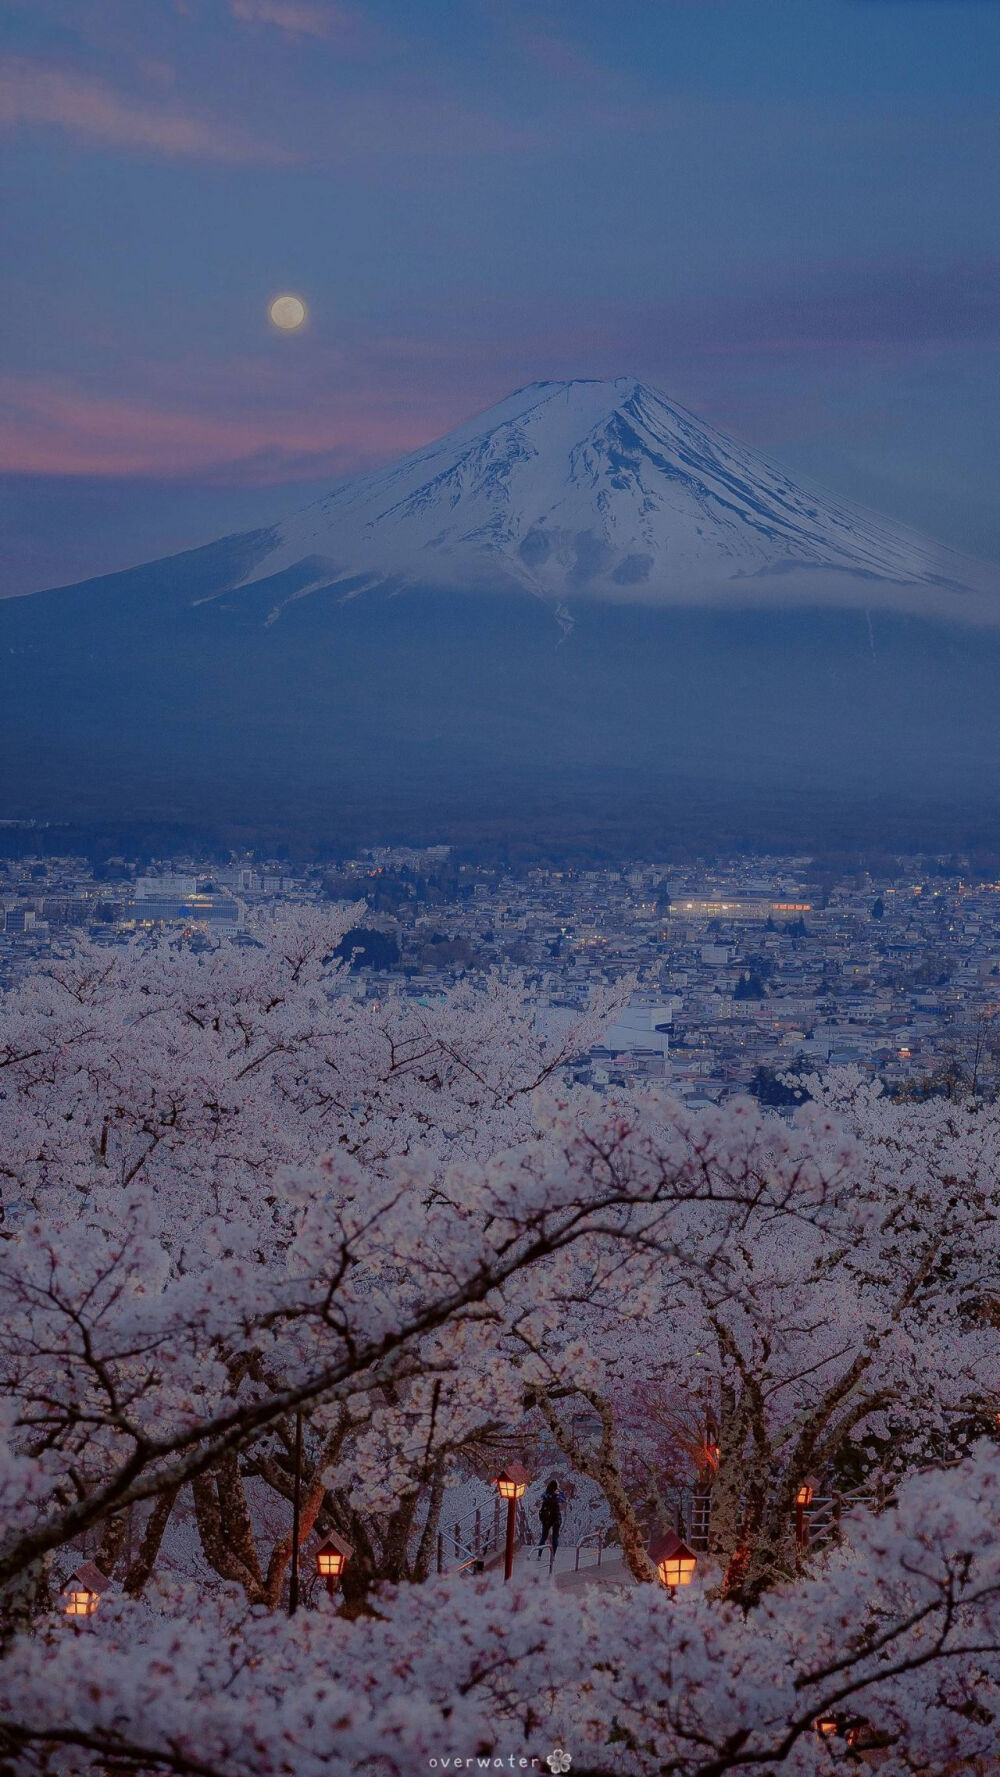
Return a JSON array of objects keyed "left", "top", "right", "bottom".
[{"left": 539, "top": 1494, "right": 558, "bottom": 1530}]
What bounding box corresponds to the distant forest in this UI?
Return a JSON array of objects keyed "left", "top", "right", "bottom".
[{"left": 5, "top": 813, "right": 1000, "bottom": 880}]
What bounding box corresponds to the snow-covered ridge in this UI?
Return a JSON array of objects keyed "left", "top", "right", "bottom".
[{"left": 238, "top": 377, "right": 998, "bottom": 620}]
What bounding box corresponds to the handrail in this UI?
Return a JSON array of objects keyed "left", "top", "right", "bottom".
[
  {"left": 434, "top": 1500, "right": 533, "bottom": 1574},
  {"left": 432, "top": 1475, "right": 888, "bottom": 1583},
  {"left": 572, "top": 1527, "right": 615, "bottom": 1571}
]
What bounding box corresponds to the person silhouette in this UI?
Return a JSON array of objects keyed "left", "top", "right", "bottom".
[{"left": 537, "top": 1478, "right": 567, "bottom": 1570}]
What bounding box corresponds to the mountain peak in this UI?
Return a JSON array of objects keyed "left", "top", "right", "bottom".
[{"left": 237, "top": 376, "right": 995, "bottom": 620}]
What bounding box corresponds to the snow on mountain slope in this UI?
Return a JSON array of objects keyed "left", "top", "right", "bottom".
[{"left": 236, "top": 377, "right": 997, "bottom": 621}]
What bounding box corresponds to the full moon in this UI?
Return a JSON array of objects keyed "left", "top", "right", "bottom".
[{"left": 269, "top": 293, "right": 307, "bottom": 331}]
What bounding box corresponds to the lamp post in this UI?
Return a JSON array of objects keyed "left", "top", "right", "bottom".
[
  {"left": 494, "top": 1462, "right": 531, "bottom": 1583},
  {"left": 315, "top": 1532, "right": 353, "bottom": 1600},
  {"left": 288, "top": 1407, "right": 303, "bottom": 1617},
  {"left": 794, "top": 1476, "right": 819, "bottom": 1551},
  {"left": 648, "top": 1530, "right": 697, "bottom": 1592}
]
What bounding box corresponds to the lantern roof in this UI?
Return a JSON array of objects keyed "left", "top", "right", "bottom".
[
  {"left": 496, "top": 1460, "right": 531, "bottom": 1487},
  {"left": 647, "top": 1529, "right": 696, "bottom": 1567},
  {"left": 315, "top": 1530, "right": 353, "bottom": 1560},
  {"left": 63, "top": 1561, "right": 112, "bottom": 1595}
]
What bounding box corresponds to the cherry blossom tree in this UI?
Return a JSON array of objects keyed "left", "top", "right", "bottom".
[
  {"left": 518, "top": 1082, "right": 1000, "bottom": 1601},
  {"left": 0, "top": 915, "right": 629, "bottom": 1604},
  {"left": 1, "top": 929, "right": 1000, "bottom": 1773},
  {"left": 3, "top": 1451, "right": 1000, "bottom": 1775}
]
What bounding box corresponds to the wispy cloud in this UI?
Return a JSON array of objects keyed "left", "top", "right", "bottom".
[
  {"left": 517, "top": 31, "right": 608, "bottom": 82},
  {"left": 690, "top": 257, "right": 1000, "bottom": 354},
  {"left": 228, "top": 0, "right": 369, "bottom": 41},
  {"left": 0, "top": 56, "right": 296, "bottom": 161},
  {"left": 2, "top": 253, "right": 997, "bottom": 481},
  {"left": 0, "top": 369, "right": 447, "bottom": 479}
]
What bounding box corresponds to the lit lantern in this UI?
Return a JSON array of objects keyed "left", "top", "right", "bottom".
[
  {"left": 62, "top": 1561, "right": 110, "bottom": 1619},
  {"left": 314, "top": 1531, "right": 352, "bottom": 1596},
  {"left": 495, "top": 1461, "right": 530, "bottom": 1501},
  {"left": 814, "top": 1717, "right": 837, "bottom": 1738},
  {"left": 65, "top": 1586, "right": 99, "bottom": 1618},
  {"left": 794, "top": 1476, "right": 820, "bottom": 1550},
  {"left": 648, "top": 1530, "right": 697, "bottom": 1590},
  {"left": 494, "top": 1461, "right": 531, "bottom": 1582}
]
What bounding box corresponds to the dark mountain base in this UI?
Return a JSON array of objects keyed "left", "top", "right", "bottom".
[
  {"left": 5, "top": 791, "right": 1000, "bottom": 870},
  {"left": 2, "top": 568, "right": 999, "bottom": 856}
]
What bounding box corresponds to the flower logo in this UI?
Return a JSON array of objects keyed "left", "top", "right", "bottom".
[{"left": 546, "top": 1752, "right": 572, "bottom": 1774}]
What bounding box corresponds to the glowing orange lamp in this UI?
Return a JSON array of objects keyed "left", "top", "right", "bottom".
[
  {"left": 314, "top": 1532, "right": 352, "bottom": 1597},
  {"left": 648, "top": 1529, "right": 697, "bottom": 1590},
  {"left": 62, "top": 1561, "right": 109, "bottom": 1619},
  {"left": 795, "top": 1475, "right": 820, "bottom": 1549}
]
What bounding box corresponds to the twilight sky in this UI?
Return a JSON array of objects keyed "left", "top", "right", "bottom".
[{"left": 3, "top": 0, "right": 1000, "bottom": 593}]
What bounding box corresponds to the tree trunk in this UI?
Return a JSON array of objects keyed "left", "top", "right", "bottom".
[
  {"left": 263, "top": 1471, "right": 327, "bottom": 1609},
  {"left": 706, "top": 1381, "right": 746, "bottom": 1563},
  {"left": 260, "top": 1414, "right": 353, "bottom": 1609},
  {"left": 123, "top": 1487, "right": 179, "bottom": 1597},
  {"left": 727, "top": 1486, "right": 795, "bottom": 1606},
  {"left": 215, "top": 1450, "right": 265, "bottom": 1592},
  {"left": 192, "top": 1464, "right": 266, "bottom": 1603},
  {"left": 96, "top": 1510, "right": 129, "bottom": 1579},
  {"left": 413, "top": 1460, "right": 447, "bottom": 1581},
  {"left": 0, "top": 1559, "right": 50, "bottom": 1651},
  {"left": 536, "top": 1389, "right": 656, "bottom": 1583},
  {"left": 381, "top": 1493, "right": 419, "bottom": 1584}
]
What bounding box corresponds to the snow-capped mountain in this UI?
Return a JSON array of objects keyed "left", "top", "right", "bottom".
[
  {"left": 3, "top": 375, "right": 1000, "bottom": 848},
  {"left": 234, "top": 377, "right": 992, "bottom": 620}
]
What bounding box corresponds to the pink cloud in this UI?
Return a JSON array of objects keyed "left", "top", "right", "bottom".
[
  {"left": 0, "top": 57, "right": 295, "bottom": 162},
  {"left": 5, "top": 252, "right": 989, "bottom": 483},
  {"left": 0, "top": 371, "right": 458, "bottom": 479}
]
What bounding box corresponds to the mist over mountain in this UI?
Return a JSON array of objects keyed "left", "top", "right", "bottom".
[{"left": 2, "top": 378, "right": 999, "bottom": 853}]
